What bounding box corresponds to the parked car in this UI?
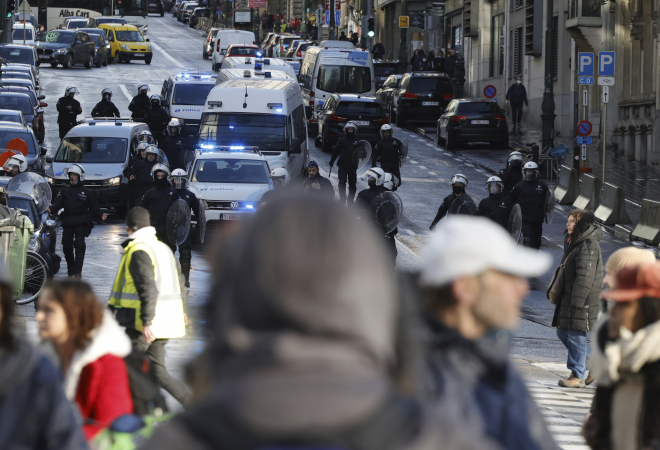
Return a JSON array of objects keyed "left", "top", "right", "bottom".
[
  {"left": 94, "top": 17, "right": 127, "bottom": 27},
  {"left": 189, "top": 7, "right": 210, "bottom": 27},
  {"left": 163, "top": 0, "right": 173, "bottom": 11},
  {"left": 0, "top": 122, "right": 45, "bottom": 172},
  {"left": 35, "top": 30, "right": 95, "bottom": 69},
  {"left": 0, "top": 93, "right": 44, "bottom": 142},
  {"left": 148, "top": 0, "right": 165, "bottom": 15},
  {"left": 0, "top": 44, "right": 38, "bottom": 69},
  {"left": 171, "top": 0, "right": 187, "bottom": 15},
  {"left": 0, "top": 86, "right": 46, "bottom": 142},
  {"left": 390, "top": 71, "right": 453, "bottom": 127},
  {"left": 0, "top": 109, "right": 28, "bottom": 127},
  {"left": 78, "top": 28, "right": 111, "bottom": 66},
  {"left": 61, "top": 16, "right": 93, "bottom": 29},
  {"left": 375, "top": 74, "right": 402, "bottom": 114},
  {"left": 373, "top": 61, "right": 400, "bottom": 90},
  {"left": 12, "top": 23, "right": 36, "bottom": 46},
  {"left": 177, "top": 2, "right": 199, "bottom": 22},
  {"left": 436, "top": 98, "right": 509, "bottom": 149},
  {"left": 284, "top": 39, "right": 305, "bottom": 58},
  {"left": 203, "top": 27, "right": 222, "bottom": 59},
  {"left": 286, "top": 40, "right": 313, "bottom": 60},
  {"left": 261, "top": 32, "right": 275, "bottom": 49},
  {"left": 15, "top": 12, "right": 37, "bottom": 28}
]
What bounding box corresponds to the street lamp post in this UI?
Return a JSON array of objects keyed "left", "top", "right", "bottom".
[
  {"left": 301, "top": 0, "right": 307, "bottom": 38},
  {"left": 540, "top": 0, "right": 556, "bottom": 150},
  {"left": 398, "top": 0, "right": 407, "bottom": 66}
]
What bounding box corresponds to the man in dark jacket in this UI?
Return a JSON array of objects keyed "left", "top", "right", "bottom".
[
  {"left": 302, "top": 160, "right": 334, "bottom": 198},
  {"left": 160, "top": 119, "right": 186, "bottom": 171},
  {"left": 56, "top": 86, "right": 82, "bottom": 140},
  {"left": 91, "top": 87, "right": 121, "bottom": 118},
  {"left": 552, "top": 210, "right": 602, "bottom": 388},
  {"left": 506, "top": 76, "right": 528, "bottom": 135},
  {"left": 420, "top": 215, "right": 554, "bottom": 450},
  {"left": 169, "top": 168, "right": 200, "bottom": 288},
  {"left": 434, "top": 51, "right": 445, "bottom": 72},
  {"left": 145, "top": 95, "right": 170, "bottom": 145},
  {"left": 444, "top": 49, "right": 457, "bottom": 77},
  {"left": 338, "top": 31, "right": 348, "bottom": 41},
  {"left": 475, "top": 176, "right": 513, "bottom": 230},
  {"left": 128, "top": 84, "right": 151, "bottom": 121},
  {"left": 499, "top": 150, "right": 525, "bottom": 196},
  {"left": 430, "top": 174, "right": 469, "bottom": 230},
  {"left": 507, "top": 161, "right": 548, "bottom": 250},
  {"left": 47, "top": 164, "right": 108, "bottom": 277},
  {"left": 372, "top": 124, "right": 403, "bottom": 188},
  {"left": 126, "top": 145, "right": 158, "bottom": 208},
  {"left": 371, "top": 42, "right": 385, "bottom": 59},
  {"left": 356, "top": 168, "right": 398, "bottom": 261},
  {"left": 140, "top": 164, "right": 178, "bottom": 251},
  {"left": 329, "top": 121, "right": 361, "bottom": 205}
]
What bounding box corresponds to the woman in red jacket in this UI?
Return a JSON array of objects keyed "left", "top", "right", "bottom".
[{"left": 36, "top": 279, "right": 133, "bottom": 440}]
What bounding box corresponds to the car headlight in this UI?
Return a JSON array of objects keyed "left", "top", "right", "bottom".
[
  {"left": 103, "top": 176, "right": 121, "bottom": 186},
  {"left": 122, "top": 44, "right": 130, "bottom": 51},
  {"left": 28, "top": 236, "right": 40, "bottom": 252},
  {"left": 106, "top": 44, "right": 111, "bottom": 49},
  {"left": 147, "top": 44, "right": 152, "bottom": 51},
  {"left": 54, "top": 49, "right": 66, "bottom": 53}
]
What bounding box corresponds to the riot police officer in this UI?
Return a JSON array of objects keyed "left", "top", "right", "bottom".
[
  {"left": 475, "top": 176, "right": 513, "bottom": 230},
  {"left": 356, "top": 167, "right": 398, "bottom": 261},
  {"left": 499, "top": 151, "right": 525, "bottom": 196},
  {"left": 161, "top": 119, "right": 186, "bottom": 170},
  {"left": 260, "top": 168, "right": 290, "bottom": 204},
  {"left": 145, "top": 95, "right": 170, "bottom": 145},
  {"left": 3, "top": 154, "right": 27, "bottom": 177},
  {"left": 371, "top": 124, "right": 403, "bottom": 189},
  {"left": 126, "top": 145, "right": 158, "bottom": 208},
  {"left": 170, "top": 168, "right": 200, "bottom": 287},
  {"left": 508, "top": 161, "right": 548, "bottom": 249},
  {"left": 430, "top": 174, "right": 469, "bottom": 230},
  {"left": 140, "top": 164, "right": 177, "bottom": 251},
  {"left": 91, "top": 88, "right": 121, "bottom": 118},
  {"left": 329, "top": 121, "right": 360, "bottom": 205},
  {"left": 56, "top": 86, "right": 82, "bottom": 140},
  {"left": 46, "top": 164, "right": 108, "bottom": 277},
  {"left": 128, "top": 84, "right": 151, "bottom": 121},
  {"left": 139, "top": 130, "right": 155, "bottom": 144}
]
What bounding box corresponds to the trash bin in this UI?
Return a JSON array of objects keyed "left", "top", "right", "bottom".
[{"left": 0, "top": 215, "right": 33, "bottom": 299}]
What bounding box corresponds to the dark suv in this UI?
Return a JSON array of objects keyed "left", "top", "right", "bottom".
[
  {"left": 390, "top": 72, "right": 454, "bottom": 127},
  {"left": 437, "top": 98, "right": 509, "bottom": 149},
  {"left": 148, "top": 0, "right": 165, "bottom": 15},
  {"left": 35, "top": 30, "right": 95, "bottom": 69}
]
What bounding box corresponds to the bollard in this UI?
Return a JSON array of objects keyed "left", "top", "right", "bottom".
[
  {"left": 555, "top": 165, "right": 579, "bottom": 205},
  {"left": 572, "top": 173, "right": 601, "bottom": 211},
  {"left": 594, "top": 183, "right": 632, "bottom": 225},
  {"left": 631, "top": 199, "right": 660, "bottom": 245}
]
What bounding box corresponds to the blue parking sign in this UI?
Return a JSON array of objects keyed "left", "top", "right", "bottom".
[
  {"left": 578, "top": 53, "right": 594, "bottom": 77},
  {"left": 598, "top": 51, "right": 615, "bottom": 77},
  {"left": 335, "top": 10, "right": 340, "bottom": 25}
]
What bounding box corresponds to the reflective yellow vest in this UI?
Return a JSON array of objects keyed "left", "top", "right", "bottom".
[{"left": 108, "top": 230, "right": 185, "bottom": 339}]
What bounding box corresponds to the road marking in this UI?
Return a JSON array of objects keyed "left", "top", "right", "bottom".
[
  {"left": 429, "top": 171, "right": 437, "bottom": 175},
  {"left": 149, "top": 40, "right": 185, "bottom": 67},
  {"left": 411, "top": 160, "right": 418, "bottom": 164},
  {"left": 418, "top": 165, "right": 427, "bottom": 169},
  {"left": 119, "top": 84, "right": 133, "bottom": 101},
  {"left": 475, "top": 168, "right": 485, "bottom": 173}
]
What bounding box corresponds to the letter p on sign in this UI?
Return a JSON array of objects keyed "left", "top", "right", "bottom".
[
  {"left": 598, "top": 51, "right": 615, "bottom": 77},
  {"left": 578, "top": 53, "right": 594, "bottom": 77}
]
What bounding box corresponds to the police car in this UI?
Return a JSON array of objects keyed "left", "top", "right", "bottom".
[
  {"left": 187, "top": 146, "right": 271, "bottom": 223},
  {"left": 160, "top": 72, "right": 217, "bottom": 136}
]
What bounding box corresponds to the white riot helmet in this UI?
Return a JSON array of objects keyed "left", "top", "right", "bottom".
[
  {"left": 380, "top": 124, "right": 393, "bottom": 139},
  {"left": 138, "top": 84, "right": 149, "bottom": 94},
  {"left": 4, "top": 154, "right": 27, "bottom": 173},
  {"left": 364, "top": 167, "right": 385, "bottom": 186},
  {"left": 65, "top": 86, "right": 79, "bottom": 96},
  {"left": 383, "top": 173, "right": 398, "bottom": 190},
  {"left": 101, "top": 87, "right": 112, "bottom": 100},
  {"left": 139, "top": 130, "right": 153, "bottom": 142},
  {"left": 168, "top": 118, "right": 182, "bottom": 136},
  {"left": 507, "top": 151, "right": 525, "bottom": 168},
  {"left": 522, "top": 161, "right": 539, "bottom": 181},
  {"left": 271, "top": 167, "right": 290, "bottom": 187},
  {"left": 150, "top": 94, "right": 161, "bottom": 106},
  {"left": 450, "top": 174, "right": 468, "bottom": 187},
  {"left": 344, "top": 121, "right": 358, "bottom": 134},
  {"left": 486, "top": 176, "right": 504, "bottom": 196},
  {"left": 151, "top": 163, "right": 170, "bottom": 179},
  {"left": 144, "top": 145, "right": 159, "bottom": 160},
  {"left": 65, "top": 163, "right": 85, "bottom": 182},
  {"left": 169, "top": 168, "right": 189, "bottom": 189},
  {"left": 136, "top": 142, "right": 150, "bottom": 156}
]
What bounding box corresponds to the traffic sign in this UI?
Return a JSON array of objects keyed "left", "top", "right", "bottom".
[
  {"left": 578, "top": 52, "right": 594, "bottom": 77},
  {"left": 582, "top": 89, "right": 588, "bottom": 106},
  {"left": 598, "top": 77, "right": 615, "bottom": 86},
  {"left": 577, "top": 120, "right": 593, "bottom": 137},
  {"left": 325, "top": 10, "right": 329, "bottom": 25},
  {"left": 578, "top": 77, "right": 594, "bottom": 85},
  {"left": 484, "top": 85, "right": 496, "bottom": 98},
  {"left": 399, "top": 16, "right": 409, "bottom": 27},
  {"left": 602, "top": 85, "right": 610, "bottom": 104},
  {"left": 335, "top": 10, "right": 340, "bottom": 25},
  {"left": 576, "top": 136, "right": 593, "bottom": 145},
  {"left": 598, "top": 51, "right": 615, "bottom": 77}
]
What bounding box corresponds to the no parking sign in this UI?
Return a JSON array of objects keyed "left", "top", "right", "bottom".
[{"left": 484, "top": 85, "right": 496, "bottom": 98}]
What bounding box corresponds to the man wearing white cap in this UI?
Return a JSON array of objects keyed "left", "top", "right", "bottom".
[{"left": 420, "top": 215, "right": 557, "bottom": 450}]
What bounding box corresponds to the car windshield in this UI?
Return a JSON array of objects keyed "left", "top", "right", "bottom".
[
  {"left": 116, "top": 31, "right": 144, "bottom": 42},
  {"left": 186, "top": 4, "right": 198, "bottom": 10},
  {"left": 336, "top": 101, "right": 384, "bottom": 116},
  {"left": 408, "top": 77, "right": 452, "bottom": 94},
  {"left": 199, "top": 113, "right": 286, "bottom": 151},
  {"left": 96, "top": 18, "right": 126, "bottom": 25},
  {"left": 54, "top": 137, "right": 128, "bottom": 163},
  {"left": 457, "top": 102, "right": 501, "bottom": 114},
  {"left": 89, "top": 34, "right": 101, "bottom": 46},
  {"left": 43, "top": 31, "right": 74, "bottom": 44},
  {"left": 192, "top": 158, "right": 270, "bottom": 184},
  {"left": 0, "top": 131, "right": 36, "bottom": 155},
  {"left": 2, "top": 72, "right": 29, "bottom": 80},
  {"left": 0, "top": 81, "right": 32, "bottom": 91},
  {"left": 172, "top": 84, "right": 215, "bottom": 105},
  {"left": 374, "top": 65, "right": 397, "bottom": 75},
  {"left": 0, "top": 47, "right": 34, "bottom": 65},
  {"left": 317, "top": 65, "right": 371, "bottom": 94},
  {"left": 67, "top": 20, "right": 87, "bottom": 28},
  {"left": 6, "top": 197, "right": 36, "bottom": 225},
  {"left": 0, "top": 96, "right": 33, "bottom": 115},
  {"left": 12, "top": 29, "right": 33, "bottom": 40},
  {"left": 229, "top": 47, "right": 258, "bottom": 56}
]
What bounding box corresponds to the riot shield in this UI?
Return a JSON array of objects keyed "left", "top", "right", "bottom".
[
  {"left": 545, "top": 189, "right": 555, "bottom": 225},
  {"left": 182, "top": 150, "right": 195, "bottom": 171},
  {"left": 156, "top": 148, "right": 170, "bottom": 168},
  {"left": 400, "top": 139, "right": 409, "bottom": 167},
  {"left": 166, "top": 199, "right": 191, "bottom": 246},
  {"left": 351, "top": 140, "right": 372, "bottom": 171},
  {"left": 448, "top": 193, "right": 479, "bottom": 216},
  {"left": 508, "top": 203, "right": 522, "bottom": 244},
  {"left": 369, "top": 191, "right": 403, "bottom": 234},
  {"left": 196, "top": 199, "right": 206, "bottom": 244},
  {"left": 7, "top": 172, "right": 52, "bottom": 214}
]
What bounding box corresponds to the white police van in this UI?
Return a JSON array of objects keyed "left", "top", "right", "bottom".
[
  {"left": 211, "top": 30, "right": 256, "bottom": 72},
  {"left": 219, "top": 57, "right": 297, "bottom": 80},
  {"left": 160, "top": 72, "right": 217, "bottom": 136},
  {"left": 215, "top": 68, "right": 295, "bottom": 85},
  {"left": 199, "top": 78, "right": 308, "bottom": 178}
]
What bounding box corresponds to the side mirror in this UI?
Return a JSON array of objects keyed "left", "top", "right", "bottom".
[
  {"left": 290, "top": 137, "right": 302, "bottom": 154},
  {"left": 40, "top": 102, "right": 48, "bottom": 107},
  {"left": 40, "top": 146, "right": 47, "bottom": 156},
  {"left": 36, "top": 108, "right": 44, "bottom": 115},
  {"left": 38, "top": 94, "right": 45, "bottom": 100},
  {"left": 146, "top": 38, "right": 150, "bottom": 42},
  {"left": 45, "top": 156, "right": 53, "bottom": 163}
]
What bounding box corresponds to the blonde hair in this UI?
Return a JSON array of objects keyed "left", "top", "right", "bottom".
[{"left": 606, "top": 247, "right": 656, "bottom": 274}]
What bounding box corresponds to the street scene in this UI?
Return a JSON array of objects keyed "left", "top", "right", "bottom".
[{"left": 2, "top": 0, "right": 660, "bottom": 449}]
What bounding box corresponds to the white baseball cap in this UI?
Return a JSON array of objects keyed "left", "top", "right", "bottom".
[{"left": 420, "top": 216, "right": 552, "bottom": 287}]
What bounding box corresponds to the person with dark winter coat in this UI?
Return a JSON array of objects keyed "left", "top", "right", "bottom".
[
  {"left": 371, "top": 42, "right": 385, "bottom": 59},
  {"left": 36, "top": 280, "right": 133, "bottom": 441},
  {"left": 126, "top": 149, "right": 157, "bottom": 208},
  {"left": 444, "top": 49, "right": 457, "bottom": 77},
  {"left": 552, "top": 210, "right": 603, "bottom": 388},
  {"left": 507, "top": 162, "right": 548, "bottom": 249},
  {"left": 91, "top": 88, "right": 120, "bottom": 118},
  {"left": 302, "top": 161, "right": 334, "bottom": 198},
  {"left": 329, "top": 122, "right": 360, "bottom": 204},
  {"left": 356, "top": 168, "right": 398, "bottom": 260},
  {"left": 140, "top": 166, "right": 178, "bottom": 251},
  {"left": 128, "top": 85, "right": 151, "bottom": 121},
  {"left": 499, "top": 151, "right": 525, "bottom": 197},
  {"left": 475, "top": 176, "right": 513, "bottom": 230},
  {"left": 144, "top": 97, "right": 170, "bottom": 145},
  {"left": 434, "top": 51, "right": 445, "bottom": 72},
  {"left": 372, "top": 125, "right": 403, "bottom": 188},
  {"left": 160, "top": 121, "right": 186, "bottom": 171},
  {"left": 413, "top": 50, "right": 426, "bottom": 70},
  {"left": 56, "top": 87, "right": 82, "bottom": 140},
  {"left": 506, "top": 76, "right": 528, "bottom": 134},
  {"left": 409, "top": 49, "right": 419, "bottom": 69},
  {"left": 0, "top": 265, "right": 88, "bottom": 450},
  {"left": 430, "top": 174, "right": 471, "bottom": 230}
]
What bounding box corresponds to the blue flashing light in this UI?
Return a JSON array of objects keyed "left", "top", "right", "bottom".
[
  {"left": 229, "top": 146, "right": 245, "bottom": 150},
  {"left": 200, "top": 143, "right": 214, "bottom": 149},
  {"left": 275, "top": 109, "right": 282, "bottom": 112},
  {"left": 255, "top": 62, "right": 263, "bottom": 71},
  {"left": 201, "top": 75, "right": 211, "bottom": 79},
  {"left": 229, "top": 125, "right": 235, "bottom": 129},
  {"left": 245, "top": 204, "right": 254, "bottom": 209}
]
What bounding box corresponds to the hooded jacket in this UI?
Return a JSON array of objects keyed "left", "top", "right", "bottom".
[{"left": 552, "top": 212, "right": 603, "bottom": 332}]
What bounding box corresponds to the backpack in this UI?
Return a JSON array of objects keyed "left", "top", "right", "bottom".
[{"left": 124, "top": 349, "right": 168, "bottom": 416}]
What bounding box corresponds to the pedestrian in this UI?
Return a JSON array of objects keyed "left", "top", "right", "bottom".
[
  {"left": 309, "top": 22, "right": 318, "bottom": 40},
  {"left": 508, "top": 161, "right": 548, "bottom": 249},
  {"left": 435, "top": 50, "right": 445, "bottom": 72},
  {"left": 302, "top": 160, "right": 334, "bottom": 198},
  {"left": 338, "top": 31, "right": 348, "bottom": 41},
  {"left": 3, "top": 154, "right": 27, "bottom": 177},
  {"left": 160, "top": 119, "right": 186, "bottom": 171},
  {"left": 169, "top": 168, "right": 201, "bottom": 288},
  {"left": 372, "top": 124, "right": 403, "bottom": 189},
  {"left": 410, "top": 49, "right": 419, "bottom": 69},
  {"left": 144, "top": 95, "right": 170, "bottom": 145},
  {"left": 126, "top": 145, "right": 158, "bottom": 209},
  {"left": 499, "top": 150, "right": 525, "bottom": 196},
  {"left": 583, "top": 262, "right": 660, "bottom": 450},
  {"left": 108, "top": 206, "right": 190, "bottom": 407},
  {"left": 418, "top": 53, "right": 430, "bottom": 71},
  {"left": 91, "top": 88, "right": 120, "bottom": 118},
  {"left": 56, "top": 86, "right": 82, "bottom": 140},
  {"left": 350, "top": 31, "right": 358, "bottom": 45},
  {"left": 371, "top": 41, "right": 385, "bottom": 59},
  {"left": 430, "top": 173, "right": 470, "bottom": 230},
  {"left": 420, "top": 215, "right": 554, "bottom": 449},
  {"left": 413, "top": 50, "right": 425, "bottom": 70},
  {"left": 141, "top": 196, "right": 499, "bottom": 450},
  {"left": 444, "top": 49, "right": 457, "bottom": 77},
  {"left": 260, "top": 11, "right": 269, "bottom": 35},
  {"left": 128, "top": 84, "right": 151, "bottom": 122},
  {"left": 356, "top": 167, "right": 398, "bottom": 261},
  {"left": 427, "top": 49, "right": 436, "bottom": 69},
  {"left": 36, "top": 280, "right": 133, "bottom": 440},
  {"left": 506, "top": 76, "right": 528, "bottom": 135},
  {"left": 550, "top": 210, "right": 603, "bottom": 388},
  {"left": 46, "top": 164, "right": 109, "bottom": 277},
  {"left": 475, "top": 176, "right": 514, "bottom": 230},
  {"left": 329, "top": 121, "right": 360, "bottom": 205},
  {"left": 140, "top": 164, "right": 178, "bottom": 251}
]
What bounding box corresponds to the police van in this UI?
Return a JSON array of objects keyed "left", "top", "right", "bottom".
[
  {"left": 215, "top": 68, "right": 295, "bottom": 85},
  {"left": 219, "top": 57, "right": 297, "bottom": 80},
  {"left": 210, "top": 30, "right": 256, "bottom": 72},
  {"left": 45, "top": 119, "right": 150, "bottom": 211},
  {"left": 160, "top": 72, "right": 217, "bottom": 137},
  {"left": 299, "top": 45, "right": 375, "bottom": 134},
  {"left": 199, "top": 78, "right": 308, "bottom": 179}
]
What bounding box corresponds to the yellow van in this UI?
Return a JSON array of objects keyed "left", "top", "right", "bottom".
[{"left": 98, "top": 23, "right": 152, "bottom": 64}]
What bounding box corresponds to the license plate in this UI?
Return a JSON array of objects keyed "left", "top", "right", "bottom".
[
  {"left": 471, "top": 120, "right": 489, "bottom": 124},
  {"left": 134, "top": 53, "right": 144, "bottom": 56},
  {"left": 39, "top": 54, "right": 49, "bottom": 59},
  {"left": 221, "top": 214, "right": 242, "bottom": 220},
  {"left": 379, "top": 76, "right": 388, "bottom": 80},
  {"left": 422, "top": 101, "right": 439, "bottom": 106},
  {"left": 354, "top": 121, "right": 370, "bottom": 126}
]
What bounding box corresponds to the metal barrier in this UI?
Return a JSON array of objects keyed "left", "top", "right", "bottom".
[
  {"left": 554, "top": 165, "right": 579, "bottom": 204},
  {"left": 631, "top": 199, "right": 660, "bottom": 245},
  {"left": 594, "top": 183, "right": 631, "bottom": 225},
  {"left": 572, "top": 173, "right": 601, "bottom": 211}
]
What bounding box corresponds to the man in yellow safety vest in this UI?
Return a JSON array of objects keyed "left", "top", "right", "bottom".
[{"left": 108, "top": 206, "right": 190, "bottom": 406}]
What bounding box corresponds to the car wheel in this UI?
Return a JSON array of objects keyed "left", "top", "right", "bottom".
[
  {"left": 314, "top": 135, "right": 321, "bottom": 148},
  {"left": 95, "top": 56, "right": 101, "bottom": 68},
  {"left": 85, "top": 53, "right": 93, "bottom": 68},
  {"left": 145, "top": 57, "right": 152, "bottom": 65},
  {"left": 50, "top": 62, "right": 58, "bottom": 68},
  {"left": 202, "top": 51, "right": 208, "bottom": 60},
  {"left": 445, "top": 130, "right": 455, "bottom": 150},
  {"left": 395, "top": 106, "right": 406, "bottom": 127},
  {"left": 62, "top": 53, "right": 73, "bottom": 69}
]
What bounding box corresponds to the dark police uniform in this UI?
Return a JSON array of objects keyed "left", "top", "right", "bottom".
[
  {"left": 356, "top": 184, "right": 398, "bottom": 260},
  {"left": 508, "top": 179, "right": 548, "bottom": 249},
  {"left": 91, "top": 99, "right": 121, "bottom": 118},
  {"left": 128, "top": 92, "right": 150, "bottom": 121},
  {"left": 475, "top": 194, "right": 514, "bottom": 230},
  {"left": 430, "top": 193, "right": 459, "bottom": 230},
  {"left": 174, "top": 188, "right": 200, "bottom": 286},
  {"left": 145, "top": 106, "right": 170, "bottom": 145},
  {"left": 160, "top": 135, "right": 187, "bottom": 171},
  {"left": 329, "top": 134, "right": 359, "bottom": 204},
  {"left": 140, "top": 182, "right": 178, "bottom": 251},
  {"left": 372, "top": 137, "right": 403, "bottom": 188},
  {"left": 126, "top": 158, "right": 156, "bottom": 208},
  {"left": 499, "top": 165, "right": 523, "bottom": 197},
  {"left": 56, "top": 95, "right": 82, "bottom": 139}
]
